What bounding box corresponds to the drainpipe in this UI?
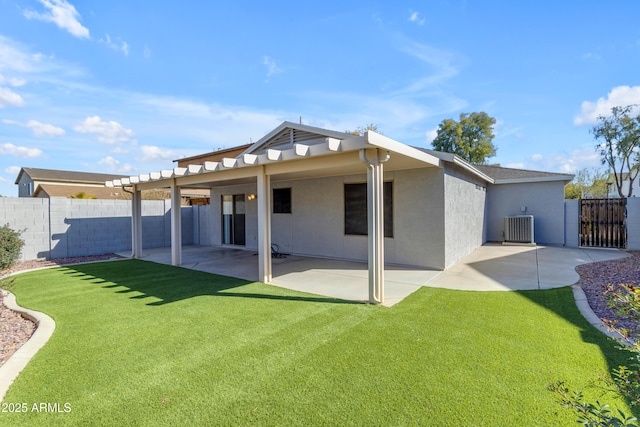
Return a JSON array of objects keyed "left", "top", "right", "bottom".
[{"left": 359, "top": 148, "right": 390, "bottom": 304}]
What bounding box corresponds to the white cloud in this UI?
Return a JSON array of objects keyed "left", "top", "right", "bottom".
[
  {"left": 139, "top": 145, "right": 178, "bottom": 161},
  {"left": 528, "top": 147, "right": 600, "bottom": 173},
  {"left": 143, "top": 46, "right": 151, "bottom": 59},
  {"left": 574, "top": 86, "right": 640, "bottom": 125},
  {"left": 0, "top": 143, "right": 44, "bottom": 158},
  {"left": 506, "top": 162, "right": 526, "bottom": 169},
  {"left": 99, "top": 34, "right": 130, "bottom": 56},
  {"left": 74, "top": 116, "right": 134, "bottom": 144},
  {"left": 263, "top": 56, "right": 283, "bottom": 78},
  {"left": 393, "top": 39, "right": 460, "bottom": 96},
  {"left": 26, "top": 120, "right": 66, "bottom": 137},
  {"left": 4, "top": 166, "right": 21, "bottom": 175},
  {"left": 3, "top": 119, "right": 66, "bottom": 137},
  {"left": 582, "top": 52, "right": 601, "bottom": 61},
  {"left": 98, "top": 156, "right": 133, "bottom": 173},
  {"left": 23, "top": 0, "right": 90, "bottom": 39},
  {"left": 0, "top": 87, "right": 25, "bottom": 107},
  {"left": 0, "top": 75, "right": 26, "bottom": 87},
  {"left": 425, "top": 127, "right": 438, "bottom": 143},
  {"left": 409, "top": 10, "right": 425, "bottom": 25}
]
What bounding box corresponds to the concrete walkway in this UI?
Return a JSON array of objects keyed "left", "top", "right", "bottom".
[
  {"left": 425, "top": 244, "right": 629, "bottom": 291},
  {"left": 128, "top": 244, "right": 629, "bottom": 306}
]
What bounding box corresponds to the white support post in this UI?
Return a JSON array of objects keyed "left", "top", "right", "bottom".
[
  {"left": 257, "top": 167, "right": 272, "bottom": 283},
  {"left": 360, "top": 148, "right": 390, "bottom": 304},
  {"left": 131, "top": 187, "right": 142, "bottom": 258},
  {"left": 170, "top": 182, "right": 182, "bottom": 265}
]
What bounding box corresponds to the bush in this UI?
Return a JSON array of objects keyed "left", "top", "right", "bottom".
[{"left": 0, "top": 224, "right": 24, "bottom": 270}]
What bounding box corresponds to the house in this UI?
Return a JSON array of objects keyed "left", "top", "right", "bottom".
[
  {"left": 606, "top": 172, "right": 640, "bottom": 198},
  {"left": 106, "top": 121, "right": 573, "bottom": 304},
  {"left": 172, "top": 145, "right": 253, "bottom": 205},
  {"left": 15, "top": 167, "right": 128, "bottom": 199}
]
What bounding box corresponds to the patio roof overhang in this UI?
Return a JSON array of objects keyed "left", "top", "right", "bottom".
[
  {"left": 105, "top": 123, "right": 442, "bottom": 305},
  {"left": 106, "top": 129, "right": 441, "bottom": 191}
]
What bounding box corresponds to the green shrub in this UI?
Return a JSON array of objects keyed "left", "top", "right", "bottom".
[{"left": 0, "top": 224, "right": 24, "bottom": 270}]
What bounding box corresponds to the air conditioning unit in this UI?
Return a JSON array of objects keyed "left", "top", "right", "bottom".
[{"left": 504, "top": 215, "right": 535, "bottom": 245}]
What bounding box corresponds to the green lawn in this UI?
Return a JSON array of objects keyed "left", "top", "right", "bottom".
[{"left": 0, "top": 259, "right": 634, "bottom": 426}]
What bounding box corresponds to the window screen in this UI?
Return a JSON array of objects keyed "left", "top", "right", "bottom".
[{"left": 344, "top": 182, "right": 393, "bottom": 237}]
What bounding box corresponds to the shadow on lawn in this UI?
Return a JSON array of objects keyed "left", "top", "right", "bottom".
[
  {"left": 468, "top": 247, "right": 639, "bottom": 419},
  {"left": 59, "top": 259, "right": 358, "bottom": 306}
]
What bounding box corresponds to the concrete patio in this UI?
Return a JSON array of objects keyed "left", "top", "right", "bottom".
[{"left": 121, "top": 243, "right": 629, "bottom": 306}]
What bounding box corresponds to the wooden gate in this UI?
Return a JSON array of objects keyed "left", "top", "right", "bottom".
[{"left": 580, "top": 198, "right": 627, "bottom": 248}]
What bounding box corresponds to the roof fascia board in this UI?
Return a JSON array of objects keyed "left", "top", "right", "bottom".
[
  {"left": 451, "top": 158, "right": 494, "bottom": 183},
  {"left": 493, "top": 176, "right": 574, "bottom": 184},
  {"left": 365, "top": 131, "right": 441, "bottom": 168}
]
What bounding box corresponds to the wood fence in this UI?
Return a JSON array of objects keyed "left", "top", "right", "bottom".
[{"left": 580, "top": 198, "right": 627, "bottom": 248}]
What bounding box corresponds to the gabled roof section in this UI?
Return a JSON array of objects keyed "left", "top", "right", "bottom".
[
  {"left": 416, "top": 148, "right": 574, "bottom": 184},
  {"left": 244, "top": 121, "right": 353, "bottom": 155},
  {"left": 15, "top": 167, "right": 125, "bottom": 185},
  {"left": 474, "top": 164, "right": 574, "bottom": 183}
]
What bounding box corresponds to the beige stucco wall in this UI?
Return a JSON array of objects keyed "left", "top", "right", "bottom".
[
  {"left": 485, "top": 181, "right": 567, "bottom": 245},
  {"left": 208, "top": 167, "right": 449, "bottom": 269},
  {"left": 443, "top": 165, "right": 488, "bottom": 268}
]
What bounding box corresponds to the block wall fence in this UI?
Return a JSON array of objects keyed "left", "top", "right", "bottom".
[{"left": 0, "top": 197, "right": 200, "bottom": 261}]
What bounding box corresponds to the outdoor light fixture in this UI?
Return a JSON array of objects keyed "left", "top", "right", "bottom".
[{"left": 247, "top": 194, "right": 256, "bottom": 201}]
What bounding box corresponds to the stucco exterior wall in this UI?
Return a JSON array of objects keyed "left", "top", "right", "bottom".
[
  {"left": 563, "top": 199, "right": 580, "bottom": 248},
  {"left": 443, "top": 165, "right": 488, "bottom": 268},
  {"left": 207, "top": 167, "right": 447, "bottom": 269},
  {"left": 486, "top": 181, "right": 566, "bottom": 245},
  {"left": 628, "top": 198, "right": 640, "bottom": 250}
]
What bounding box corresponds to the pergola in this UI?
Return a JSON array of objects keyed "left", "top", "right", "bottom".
[{"left": 106, "top": 122, "right": 441, "bottom": 304}]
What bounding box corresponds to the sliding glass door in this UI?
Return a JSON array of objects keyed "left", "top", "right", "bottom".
[{"left": 221, "top": 194, "right": 246, "bottom": 246}]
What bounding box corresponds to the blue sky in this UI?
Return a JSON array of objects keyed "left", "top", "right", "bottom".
[{"left": 0, "top": 0, "right": 639, "bottom": 196}]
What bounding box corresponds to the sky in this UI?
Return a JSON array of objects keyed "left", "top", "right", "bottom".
[{"left": 0, "top": 0, "right": 639, "bottom": 196}]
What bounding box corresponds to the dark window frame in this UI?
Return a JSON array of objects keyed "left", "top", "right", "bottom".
[
  {"left": 344, "top": 182, "right": 393, "bottom": 238},
  {"left": 273, "top": 187, "right": 292, "bottom": 214}
]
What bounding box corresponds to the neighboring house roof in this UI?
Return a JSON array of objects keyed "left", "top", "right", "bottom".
[
  {"left": 34, "top": 184, "right": 127, "bottom": 199},
  {"left": 15, "top": 167, "right": 124, "bottom": 185}
]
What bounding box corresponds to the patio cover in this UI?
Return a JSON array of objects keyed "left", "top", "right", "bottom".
[{"left": 106, "top": 121, "right": 443, "bottom": 304}]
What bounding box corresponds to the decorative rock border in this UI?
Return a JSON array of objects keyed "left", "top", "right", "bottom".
[{"left": 0, "top": 290, "right": 55, "bottom": 401}]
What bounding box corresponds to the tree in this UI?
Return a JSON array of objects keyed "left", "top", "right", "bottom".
[
  {"left": 564, "top": 168, "right": 609, "bottom": 199},
  {"left": 70, "top": 192, "right": 97, "bottom": 199},
  {"left": 346, "top": 123, "right": 382, "bottom": 136},
  {"left": 431, "top": 112, "right": 497, "bottom": 164},
  {"left": 592, "top": 105, "right": 640, "bottom": 198}
]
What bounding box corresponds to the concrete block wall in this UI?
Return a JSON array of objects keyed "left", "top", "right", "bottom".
[
  {"left": 0, "top": 197, "right": 51, "bottom": 260},
  {"left": 0, "top": 197, "right": 194, "bottom": 261},
  {"left": 628, "top": 198, "right": 640, "bottom": 250},
  {"left": 564, "top": 199, "right": 580, "bottom": 248}
]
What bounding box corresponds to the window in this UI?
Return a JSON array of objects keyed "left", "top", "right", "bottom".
[
  {"left": 344, "top": 182, "right": 393, "bottom": 237},
  {"left": 273, "top": 188, "right": 292, "bottom": 213}
]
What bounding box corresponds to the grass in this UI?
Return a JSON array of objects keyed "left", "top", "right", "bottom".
[{"left": 0, "top": 259, "right": 635, "bottom": 426}]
